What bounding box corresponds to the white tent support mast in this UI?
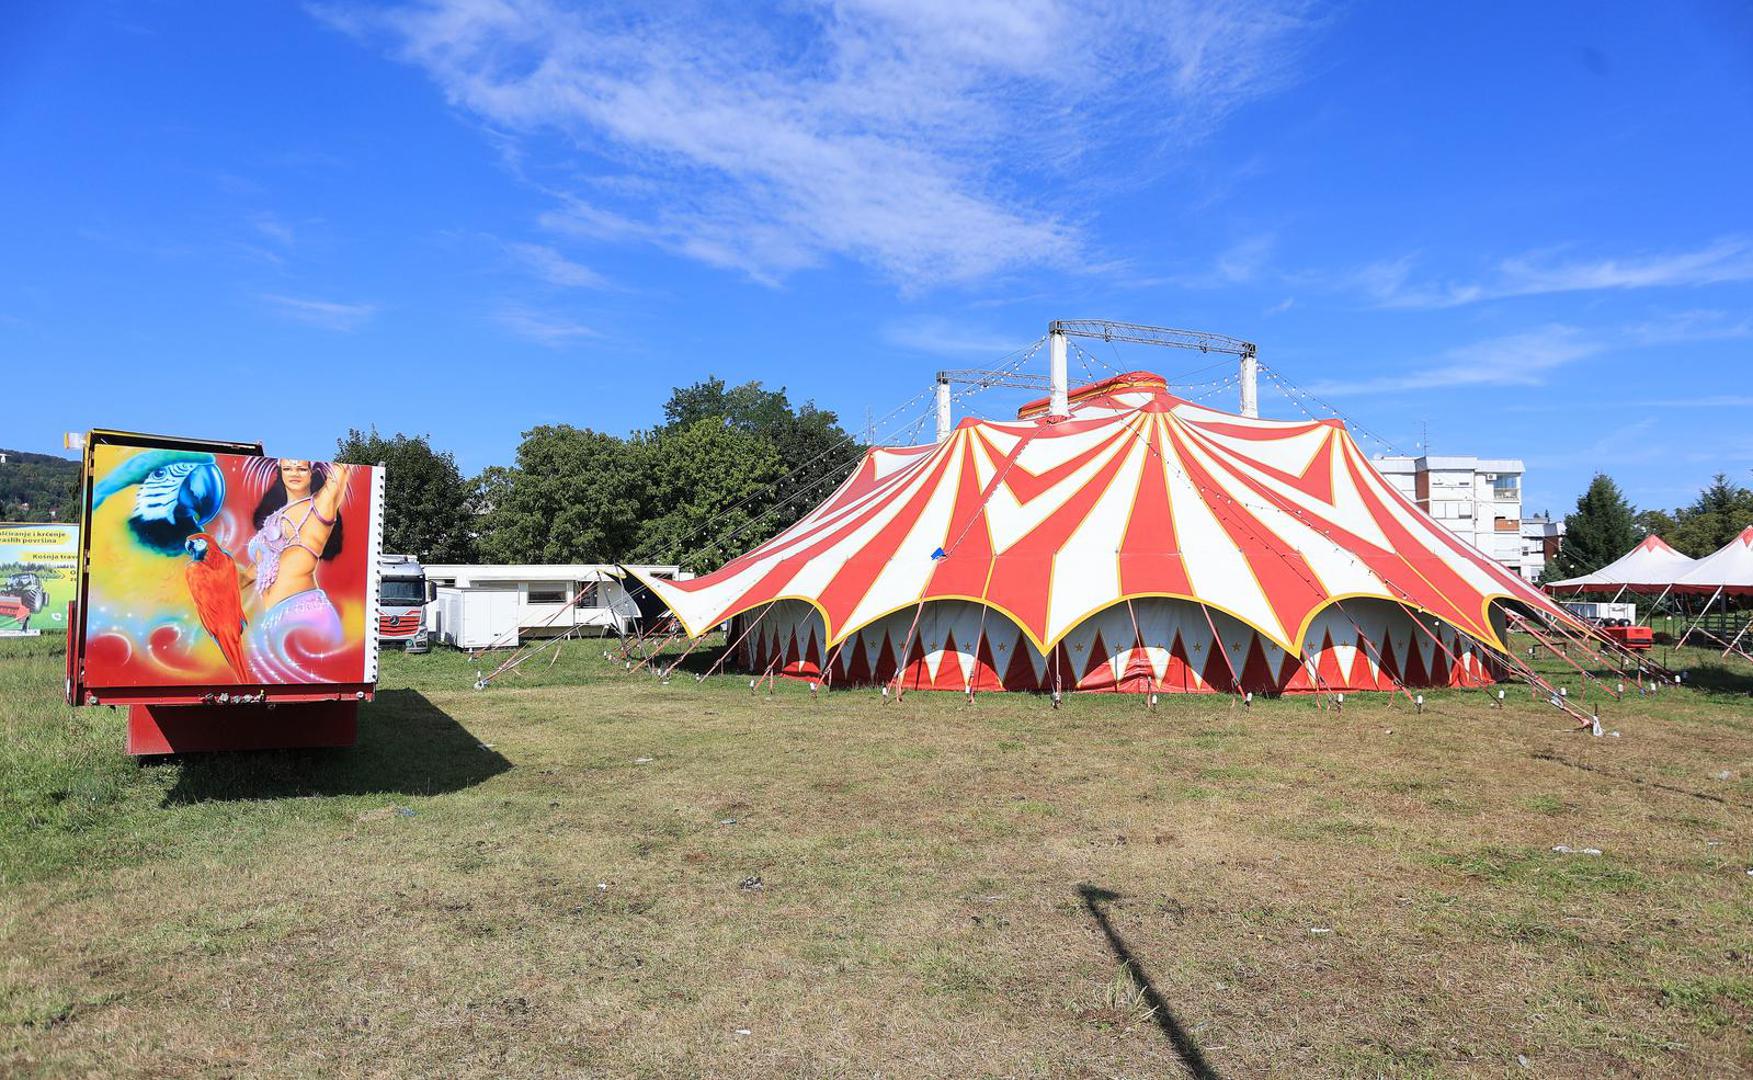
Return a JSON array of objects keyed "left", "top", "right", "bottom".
[
  {"left": 1048, "top": 326, "right": 1070, "bottom": 418},
  {"left": 933, "top": 367, "right": 1051, "bottom": 441},
  {"left": 1050, "top": 320, "right": 1258, "bottom": 416},
  {"left": 934, "top": 375, "right": 953, "bottom": 443},
  {"left": 933, "top": 320, "right": 1259, "bottom": 436}
]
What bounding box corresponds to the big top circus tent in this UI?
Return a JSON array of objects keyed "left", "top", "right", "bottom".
[
  {"left": 628, "top": 371, "right": 1576, "bottom": 696},
  {"left": 1545, "top": 535, "right": 1700, "bottom": 595}
]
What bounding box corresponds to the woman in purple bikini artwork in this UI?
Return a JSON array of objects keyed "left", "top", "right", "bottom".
[{"left": 237, "top": 459, "right": 354, "bottom": 682}]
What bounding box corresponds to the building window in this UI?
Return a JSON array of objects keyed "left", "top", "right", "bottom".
[
  {"left": 527, "top": 583, "right": 569, "bottom": 605},
  {"left": 1493, "top": 475, "right": 1520, "bottom": 498}
]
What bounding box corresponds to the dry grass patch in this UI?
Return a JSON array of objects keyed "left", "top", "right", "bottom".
[{"left": 2, "top": 635, "right": 1751, "bottom": 1077}]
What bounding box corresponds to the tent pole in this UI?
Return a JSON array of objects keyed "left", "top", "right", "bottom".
[
  {"left": 1505, "top": 611, "right": 1621, "bottom": 700},
  {"left": 626, "top": 628, "right": 683, "bottom": 675},
  {"left": 657, "top": 626, "right": 715, "bottom": 680},
  {"left": 1676, "top": 586, "right": 1723, "bottom": 650},
  {"left": 1194, "top": 603, "right": 1246, "bottom": 703},
  {"left": 1328, "top": 600, "right": 1417, "bottom": 704},
  {"left": 889, "top": 598, "right": 930, "bottom": 701},
  {"left": 1722, "top": 614, "right": 1753, "bottom": 661},
  {"left": 703, "top": 605, "right": 778, "bottom": 681},
  {"left": 1645, "top": 584, "right": 1672, "bottom": 627},
  {"left": 1123, "top": 597, "right": 1157, "bottom": 700}
]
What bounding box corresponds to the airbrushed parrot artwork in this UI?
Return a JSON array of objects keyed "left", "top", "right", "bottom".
[{"left": 76, "top": 439, "right": 384, "bottom": 692}]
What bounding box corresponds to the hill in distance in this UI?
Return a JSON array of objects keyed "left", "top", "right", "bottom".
[{"left": 0, "top": 448, "right": 79, "bottom": 522}]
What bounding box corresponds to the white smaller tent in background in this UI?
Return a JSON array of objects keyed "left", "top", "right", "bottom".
[
  {"left": 1546, "top": 535, "right": 1699, "bottom": 595},
  {"left": 1673, "top": 526, "right": 1753, "bottom": 596},
  {"left": 1670, "top": 526, "right": 1753, "bottom": 657}
]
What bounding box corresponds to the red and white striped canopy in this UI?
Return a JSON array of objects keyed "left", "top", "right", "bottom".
[
  {"left": 1545, "top": 534, "right": 1700, "bottom": 594},
  {"left": 631, "top": 372, "right": 1567, "bottom": 655}
]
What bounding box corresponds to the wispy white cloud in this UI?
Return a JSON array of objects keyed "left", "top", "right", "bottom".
[
  {"left": 317, "top": 0, "right": 1319, "bottom": 287},
  {"left": 1643, "top": 395, "right": 1753, "bottom": 408},
  {"left": 1127, "top": 232, "right": 1278, "bottom": 290},
  {"left": 493, "top": 305, "right": 599, "bottom": 346},
  {"left": 881, "top": 315, "right": 1031, "bottom": 358},
  {"left": 1527, "top": 417, "right": 1666, "bottom": 469},
  {"left": 1353, "top": 238, "right": 1753, "bottom": 310},
  {"left": 505, "top": 241, "right": 611, "bottom": 289},
  {"left": 260, "top": 293, "right": 377, "bottom": 331},
  {"left": 1305, "top": 325, "right": 1598, "bottom": 397},
  {"left": 1622, "top": 308, "right": 1753, "bottom": 345},
  {"left": 252, "top": 213, "right": 297, "bottom": 247}
]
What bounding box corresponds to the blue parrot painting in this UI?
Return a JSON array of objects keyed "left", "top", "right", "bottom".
[{"left": 90, "top": 450, "right": 227, "bottom": 555}]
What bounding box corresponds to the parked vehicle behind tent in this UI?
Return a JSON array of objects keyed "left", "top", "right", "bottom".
[
  {"left": 423, "top": 563, "right": 689, "bottom": 650},
  {"left": 378, "top": 554, "right": 429, "bottom": 653}
]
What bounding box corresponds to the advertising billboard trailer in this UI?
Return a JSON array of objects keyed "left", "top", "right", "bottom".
[
  {"left": 64, "top": 430, "right": 385, "bottom": 755},
  {"left": 0, "top": 522, "right": 79, "bottom": 636}
]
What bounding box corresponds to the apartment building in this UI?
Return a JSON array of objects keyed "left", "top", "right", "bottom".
[{"left": 1373, "top": 455, "right": 1553, "bottom": 581}]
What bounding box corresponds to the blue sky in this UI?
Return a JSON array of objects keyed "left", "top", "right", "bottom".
[{"left": 4, "top": 1, "right": 1750, "bottom": 517}]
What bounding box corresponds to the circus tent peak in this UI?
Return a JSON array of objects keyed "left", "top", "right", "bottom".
[
  {"left": 628, "top": 370, "right": 1570, "bottom": 665},
  {"left": 1545, "top": 533, "right": 1700, "bottom": 594},
  {"left": 1673, "top": 525, "right": 1753, "bottom": 595}
]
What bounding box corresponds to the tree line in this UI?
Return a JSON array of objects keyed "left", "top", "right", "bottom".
[
  {"left": 1546, "top": 472, "right": 1753, "bottom": 581},
  {"left": 336, "top": 377, "right": 862, "bottom": 571},
  {"left": 0, "top": 448, "right": 80, "bottom": 522}
]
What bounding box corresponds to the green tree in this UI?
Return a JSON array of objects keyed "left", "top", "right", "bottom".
[
  {"left": 660, "top": 378, "right": 861, "bottom": 482},
  {"left": 1669, "top": 473, "right": 1753, "bottom": 557},
  {"left": 335, "top": 429, "right": 477, "bottom": 563},
  {"left": 0, "top": 448, "right": 79, "bottom": 522},
  {"left": 474, "top": 426, "right": 647, "bottom": 563},
  {"left": 1634, "top": 507, "right": 1677, "bottom": 541},
  {"left": 650, "top": 377, "right": 862, "bottom": 566},
  {"left": 634, "top": 418, "right": 783, "bottom": 572},
  {"left": 1550, "top": 473, "right": 1639, "bottom": 580}
]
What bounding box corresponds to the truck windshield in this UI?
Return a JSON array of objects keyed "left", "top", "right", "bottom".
[{"left": 381, "top": 579, "right": 426, "bottom": 605}]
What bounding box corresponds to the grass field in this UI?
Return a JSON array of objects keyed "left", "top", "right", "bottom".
[{"left": 3, "top": 632, "right": 1751, "bottom": 1077}]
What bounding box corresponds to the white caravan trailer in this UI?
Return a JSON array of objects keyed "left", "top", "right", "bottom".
[{"left": 422, "top": 563, "right": 688, "bottom": 649}]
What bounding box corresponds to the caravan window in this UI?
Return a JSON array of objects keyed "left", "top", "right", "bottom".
[
  {"left": 574, "top": 582, "right": 601, "bottom": 608},
  {"left": 527, "top": 582, "right": 570, "bottom": 605}
]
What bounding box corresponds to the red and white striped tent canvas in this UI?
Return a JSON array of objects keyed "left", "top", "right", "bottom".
[
  {"left": 1673, "top": 525, "right": 1753, "bottom": 595},
  {"left": 629, "top": 372, "right": 1571, "bottom": 694},
  {"left": 1545, "top": 535, "right": 1699, "bottom": 594}
]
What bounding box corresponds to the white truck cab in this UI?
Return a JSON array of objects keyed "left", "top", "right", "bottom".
[{"left": 378, "top": 554, "right": 430, "bottom": 653}]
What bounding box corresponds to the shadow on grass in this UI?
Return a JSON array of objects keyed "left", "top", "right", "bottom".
[
  {"left": 161, "top": 690, "right": 511, "bottom": 805},
  {"left": 1079, "top": 884, "right": 1222, "bottom": 1079},
  {"left": 655, "top": 644, "right": 732, "bottom": 678},
  {"left": 1678, "top": 661, "right": 1753, "bottom": 695}
]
